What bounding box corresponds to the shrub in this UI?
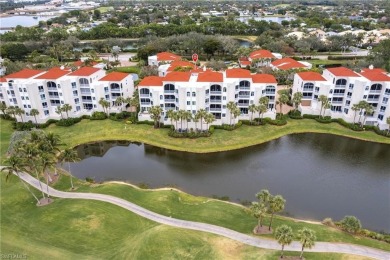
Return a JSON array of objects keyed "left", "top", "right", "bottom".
[
  {"left": 263, "top": 117, "right": 287, "bottom": 126},
  {"left": 322, "top": 218, "right": 335, "bottom": 227},
  {"left": 315, "top": 116, "right": 332, "bottom": 123},
  {"left": 85, "top": 177, "right": 95, "bottom": 183},
  {"left": 340, "top": 216, "right": 362, "bottom": 234},
  {"left": 214, "top": 121, "right": 242, "bottom": 131},
  {"left": 328, "top": 55, "right": 366, "bottom": 60},
  {"left": 90, "top": 111, "right": 107, "bottom": 120},
  {"left": 168, "top": 129, "right": 211, "bottom": 138},
  {"left": 303, "top": 114, "right": 319, "bottom": 119},
  {"left": 288, "top": 110, "right": 303, "bottom": 119},
  {"left": 137, "top": 120, "right": 155, "bottom": 125},
  {"left": 55, "top": 117, "right": 81, "bottom": 127}
]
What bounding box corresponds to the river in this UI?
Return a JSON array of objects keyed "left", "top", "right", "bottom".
[
  {"left": 0, "top": 15, "right": 56, "bottom": 34},
  {"left": 70, "top": 133, "right": 390, "bottom": 232}
]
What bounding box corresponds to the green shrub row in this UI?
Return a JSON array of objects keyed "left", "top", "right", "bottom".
[
  {"left": 328, "top": 55, "right": 366, "bottom": 60},
  {"left": 168, "top": 129, "right": 212, "bottom": 138},
  {"left": 90, "top": 111, "right": 107, "bottom": 120},
  {"left": 214, "top": 121, "right": 243, "bottom": 131}
]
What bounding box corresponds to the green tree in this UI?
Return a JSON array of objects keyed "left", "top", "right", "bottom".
[
  {"left": 93, "top": 9, "right": 101, "bottom": 20},
  {"left": 232, "top": 107, "right": 241, "bottom": 125},
  {"left": 62, "top": 104, "right": 72, "bottom": 118},
  {"left": 340, "top": 216, "right": 362, "bottom": 234},
  {"left": 149, "top": 106, "right": 163, "bottom": 128},
  {"left": 203, "top": 38, "right": 222, "bottom": 60},
  {"left": 195, "top": 109, "right": 207, "bottom": 131},
  {"left": 166, "top": 109, "right": 175, "bottom": 128},
  {"left": 55, "top": 106, "right": 64, "bottom": 119},
  {"left": 318, "top": 95, "right": 329, "bottom": 118},
  {"left": 277, "top": 94, "right": 289, "bottom": 119},
  {"left": 114, "top": 96, "right": 125, "bottom": 112},
  {"left": 357, "top": 100, "right": 369, "bottom": 124},
  {"left": 257, "top": 104, "right": 268, "bottom": 122},
  {"left": 183, "top": 110, "right": 193, "bottom": 130},
  {"left": 6, "top": 106, "right": 16, "bottom": 119},
  {"left": 362, "top": 103, "right": 374, "bottom": 126},
  {"left": 297, "top": 227, "right": 316, "bottom": 259},
  {"left": 275, "top": 225, "right": 293, "bottom": 258},
  {"left": 99, "top": 98, "right": 110, "bottom": 116},
  {"left": 14, "top": 107, "right": 25, "bottom": 122},
  {"left": 351, "top": 103, "right": 360, "bottom": 124},
  {"left": 59, "top": 148, "right": 80, "bottom": 190},
  {"left": 204, "top": 113, "right": 215, "bottom": 131},
  {"left": 1, "top": 154, "right": 40, "bottom": 204},
  {"left": 0, "top": 102, "right": 7, "bottom": 116},
  {"left": 30, "top": 108, "right": 39, "bottom": 126},
  {"left": 268, "top": 195, "right": 286, "bottom": 231},
  {"left": 39, "top": 152, "right": 57, "bottom": 199},
  {"left": 248, "top": 104, "right": 257, "bottom": 125},
  {"left": 387, "top": 117, "right": 390, "bottom": 135},
  {"left": 292, "top": 92, "right": 303, "bottom": 111},
  {"left": 250, "top": 202, "right": 267, "bottom": 232},
  {"left": 226, "top": 101, "right": 237, "bottom": 126},
  {"left": 178, "top": 109, "right": 186, "bottom": 130}
]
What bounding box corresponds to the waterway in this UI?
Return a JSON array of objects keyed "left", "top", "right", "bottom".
[
  {"left": 236, "top": 16, "right": 294, "bottom": 24},
  {"left": 70, "top": 133, "right": 390, "bottom": 232},
  {"left": 0, "top": 15, "right": 56, "bottom": 34}
]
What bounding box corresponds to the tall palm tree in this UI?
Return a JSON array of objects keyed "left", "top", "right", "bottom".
[
  {"left": 166, "top": 109, "right": 175, "bottom": 128},
  {"left": 149, "top": 105, "right": 163, "bottom": 128},
  {"left": 248, "top": 104, "right": 257, "bottom": 124},
  {"left": 62, "top": 104, "right": 72, "bottom": 118},
  {"left": 250, "top": 202, "right": 267, "bottom": 232},
  {"left": 362, "top": 103, "right": 374, "bottom": 126},
  {"left": 297, "top": 227, "right": 316, "bottom": 259},
  {"left": 195, "top": 109, "right": 207, "bottom": 131},
  {"left": 1, "top": 155, "right": 40, "bottom": 204},
  {"left": 268, "top": 195, "right": 286, "bottom": 231},
  {"left": 204, "top": 113, "right": 215, "bottom": 131},
  {"left": 30, "top": 108, "right": 40, "bottom": 126},
  {"left": 275, "top": 225, "right": 293, "bottom": 258},
  {"left": 232, "top": 107, "right": 241, "bottom": 125},
  {"left": 259, "top": 96, "right": 269, "bottom": 107},
  {"left": 387, "top": 116, "right": 390, "bottom": 135},
  {"left": 0, "top": 102, "right": 7, "bottom": 117},
  {"left": 172, "top": 111, "right": 180, "bottom": 131},
  {"left": 55, "top": 105, "right": 64, "bottom": 119},
  {"left": 258, "top": 104, "right": 267, "bottom": 122},
  {"left": 6, "top": 106, "right": 16, "bottom": 119},
  {"left": 183, "top": 111, "right": 193, "bottom": 130},
  {"left": 115, "top": 96, "right": 125, "bottom": 112},
  {"left": 60, "top": 148, "right": 80, "bottom": 190},
  {"left": 14, "top": 107, "right": 25, "bottom": 122},
  {"left": 193, "top": 114, "right": 199, "bottom": 132},
  {"left": 177, "top": 110, "right": 186, "bottom": 130},
  {"left": 292, "top": 92, "right": 303, "bottom": 111},
  {"left": 318, "top": 95, "right": 328, "bottom": 118},
  {"left": 351, "top": 104, "right": 360, "bottom": 124},
  {"left": 277, "top": 94, "right": 289, "bottom": 119},
  {"left": 39, "top": 152, "right": 57, "bottom": 199},
  {"left": 99, "top": 98, "right": 110, "bottom": 116},
  {"left": 226, "top": 101, "right": 237, "bottom": 125}
]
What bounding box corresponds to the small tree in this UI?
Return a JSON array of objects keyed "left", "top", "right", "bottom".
[
  {"left": 387, "top": 116, "right": 390, "bottom": 135},
  {"left": 275, "top": 225, "right": 293, "bottom": 258},
  {"left": 297, "top": 227, "right": 316, "bottom": 259},
  {"left": 6, "top": 106, "right": 16, "bottom": 119},
  {"left": 204, "top": 113, "right": 215, "bottom": 131},
  {"left": 15, "top": 107, "right": 25, "bottom": 122},
  {"left": 277, "top": 94, "right": 289, "bottom": 119},
  {"left": 248, "top": 104, "right": 257, "bottom": 124},
  {"left": 195, "top": 109, "right": 207, "bottom": 131},
  {"left": 250, "top": 202, "right": 267, "bottom": 232},
  {"left": 55, "top": 106, "right": 63, "bottom": 119},
  {"left": 62, "top": 104, "right": 72, "bottom": 118},
  {"left": 226, "top": 101, "right": 237, "bottom": 125},
  {"left": 292, "top": 92, "right": 303, "bottom": 111},
  {"left": 232, "top": 107, "right": 241, "bottom": 125},
  {"left": 351, "top": 104, "right": 360, "bottom": 124},
  {"left": 318, "top": 95, "right": 328, "bottom": 118},
  {"left": 149, "top": 106, "right": 163, "bottom": 128},
  {"left": 0, "top": 102, "right": 7, "bottom": 116},
  {"left": 30, "top": 108, "right": 40, "bottom": 125},
  {"left": 268, "top": 195, "right": 286, "bottom": 231},
  {"left": 340, "top": 216, "right": 361, "bottom": 234}
]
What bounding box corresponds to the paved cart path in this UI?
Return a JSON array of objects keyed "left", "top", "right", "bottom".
[{"left": 16, "top": 172, "right": 390, "bottom": 260}]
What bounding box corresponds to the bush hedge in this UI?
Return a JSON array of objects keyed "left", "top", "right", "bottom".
[
  {"left": 328, "top": 55, "right": 366, "bottom": 60},
  {"left": 55, "top": 117, "right": 81, "bottom": 127},
  {"left": 168, "top": 129, "right": 212, "bottom": 138},
  {"left": 90, "top": 111, "right": 107, "bottom": 120},
  {"left": 214, "top": 121, "right": 243, "bottom": 131},
  {"left": 288, "top": 110, "right": 303, "bottom": 119}
]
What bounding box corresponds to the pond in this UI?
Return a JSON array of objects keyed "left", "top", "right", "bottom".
[
  {"left": 0, "top": 15, "right": 56, "bottom": 34},
  {"left": 70, "top": 134, "right": 390, "bottom": 232}
]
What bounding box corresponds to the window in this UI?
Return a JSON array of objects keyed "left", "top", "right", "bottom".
[
  {"left": 192, "top": 101, "right": 196, "bottom": 105},
  {"left": 91, "top": 89, "right": 94, "bottom": 93},
  {"left": 73, "top": 90, "right": 78, "bottom": 96},
  {"left": 57, "top": 84, "right": 61, "bottom": 89},
  {"left": 335, "top": 79, "right": 347, "bottom": 86},
  {"left": 378, "top": 114, "right": 384, "bottom": 120},
  {"left": 315, "top": 87, "right": 319, "bottom": 92},
  {"left": 187, "top": 101, "right": 190, "bottom": 105},
  {"left": 59, "top": 93, "right": 62, "bottom": 96},
  {"left": 383, "top": 97, "right": 389, "bottom": 104},
  {"left": 314, "top": 95, "right": 318, "bottom": 99},
  {"left": 344, "top": 108, "right": 349, "bottom": 114},
  {"left": 329, "top": 89, "right": 333, "bottom": 94},
  {"left": 303, "top": 83, "right": 314, "bottom": 91},
  {"left": 74, "top": 98, "right": 79, "bottom": 104},
  {"left": 251, "top": 92, "right": 254, "bottom": 96},
  {"left": 380, "top": 106, "right": 386, "bottom": 112},
  {"left": 345, "top": 100, "right": 350, "bottom": 106},
  {"left": 223, "top": 87, "right": 227, "bottom": 92},
  {"left": 222, "top": 113, "right": 226, "bottom": 117},
  {"left": 187, "top": 92, "right": 190, "bottom": 97},
  {"left": 223, "top": 96, "right": 226, "bottom": 100},
  {"left": 349, "top": 84, "right": 354, "bottom": 90},
  {"left": 28, "top": 105, "right": 31, "bottom": 108},
  {"left": 23, "top": 88, "right": 27, "bottom": 92},
  {"left": 210, "top": 84, "right": 222, "bottom": 92},
  {"left": 363, "top": 95, "right": 367, "bottom": 99},
  {"left": 23, "top": 104, "right": 27, "bottom": 108},
  {"left": 92, "top": 97, "right": 96, "bottom": 100},
  {"left": 40, "top": 94, "right": 46, "bottom": 100},
  {"left": 44, "top": 110, "right": 49, "bottom": 116},
  {"left": 239, "top": 81, "right": 250, "bottom": 88},
  {"left": 192, "top": 92, "right": 196, "bottom": 97},
  {"left": 347, "top": 92, "right": 352, "bottom": 97},
  {"left": 71, "top": 82, "right": 76, "bottom": 88},
  {"left": 61, "top": 101, "right": 64, "bottom": 104},
  {"left": 365, "top": 86, "right": 369, "bottom": 91},
  {"left": 79, "top": 78, "right": 89, "bottom": 86},
  {"left": 47, "top": 81, "right": 56, "bottom": 89},
  {"left": 370, "top": 84, "right": 382, "bottom": 91},
  {"left": 26, "top": 97, "right": 29, "bottom": 100},
  {"left": 104, "top": 87, "right": 109, "bottom": 92},
  {"left": 38, "top": 86, "right": 44, "bottom": 92},
  {"left": 105, "top": 94, "right": 109, "bottom": 100},
  {"left": 21, "top": 96, "right": 25, "bottom": 100},
  {"left": 164, "top": 84, "right": 175, "bottom": 92},
  {"left": 19, "top": 88, "right": 22, "bottom": 92},
  {"left": 76, "top": 106, "right": 81, "bottom": 111},
  {"left": 205, "top": 89, "right": 209, "bottom": 94}
]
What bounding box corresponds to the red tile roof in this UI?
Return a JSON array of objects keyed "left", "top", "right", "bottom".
[
  {"left": 360, "top": 71, "right": 390, "bottom": 82},
  {"left": 327, "top": 67, "right": 360, "bottom": 77},
  {"left": 73, "top": 60, "right": 99, "bottom": 67},
  {"left": 167, "top": 61, "right": 195, "bottom": 71},
  {"left": 271, "top": 57, "right": 307, "bottom": 70},
  {"left": 240, "top": 61, "right": 251, "bottom": 66},
  {"left": 5, "top": 69, "right": 44, "bottom": 79},
  {"left": 297, "top": 72, "right": 327, "bottom": 81},
  {"left": 138, "top": 76, "right": 163, "bottom": 87},
  {"left": 68, "top": 67, "right": 100, "bottom": 77},
  {"left": 197, "top": 71, "right": 223, "bottom": 82},
  {"left": 252, "top": 74, "right": 277, "bottom": 84},
  {"left": 361, "top": 68, "right": 386, "bottom": 73},
  {"left": 0, "top": 77, "right": 7, "bottom": 82},
  {"left": 99, "top": 72, "right": 129, "bottom": 81},
  {"left": 249, "top": 49, "right": 275, "bottom": 60},
  {"left": 226, "top": 68, "right": 251, "bottom": 78},
  {"left": 156, "top": 52, "right": 181, "bottom": 61},
  {"left": 163, "top": 71, "right": 191, "bottom": 82},
  {"left": 35, "top": 67, "right": 71, "bottom": 80}
]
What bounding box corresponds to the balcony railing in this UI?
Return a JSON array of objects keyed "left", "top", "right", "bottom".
[
  {"left": 164, "top": 90, "right": 175, "bottom": 93},
  {"left": 335, "top": 84, "right": 346, "bottom": 88},
  {"left": 209, "top": 108, "right": 222, "bottom": 112},
  {"left": 385, "top": 92, "right": 390, "bottom": 96},
  {"left": 47, "top": 87, "right": 57, "bottom": 91},
  {"left": 237, "top": 103, "right": 249, "bottom": 107},
  {"left": 140, "top": 93, "right": 150, "bottom": 97},
  {"left": 210, "top": 99, "right": 222, "bottom": 103},
  {"left": 165, "top": 107, "right": 175, "bottom": 111},
  {"left": 367, "top": 98, "right": 379, "bottom": 102},
  {"left": 210, "top": 91, "right": 222, "bottom": 94},
  {"left": 369, "top": 90, "right": 382, "bottom": 94},
  {"left": 331, "top": 101, "right": 343, "bottom": 104},
  {"left": 303, "top": 88, "right": 314, "bottom": 92},
  {"left": 265, "top": 91, "right": 275, "bottom": 95},
  {"left": 333, "top": 93, "right": 345, "bottom": 96},
  {"left": 141, "top": 102, "right": 151, "bottom": 105},
  {"left": 82, "top": 99, "right": 93, "bottom": 103},
  {"left": 49, "top": 95, "right": 60, "bottom": 99},
  {"left": 79, "top": 84, "right": 90, "bottom": 88},
  {"left": 164, "top": 99, "right": 176, "bottom": 102},
  {"left": 80, "top": 90, "right": 91, "bottom": 94},
  {"left": 238, "top": 95, "right": 250, "bottom": 99},
  {"left": 110, "top": 88, "right": 121, "bottom": 92}
]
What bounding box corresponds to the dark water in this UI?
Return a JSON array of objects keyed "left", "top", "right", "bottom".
[{"left": 70, "top": 134, "right": 390, "bottom": 232}]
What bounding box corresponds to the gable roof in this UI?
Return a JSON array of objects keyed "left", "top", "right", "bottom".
[
  {"left": 271, "top": 57, "right": 307, "bottom": 70},
  {"left": 251, "top": 74, "right": 277, "bottom": 84},
  {"left": 225, "top": 68, "right": 251, "bottom": 78},
  {"left": 249, "top": 49, "right": 275, "bottom": 60},
  {"left": 68, "top": 67, "right": 100, "bottom": 77},
  {"left": 0, "top": 77, "right": 7, "bottom": 82},
  {"left": 197, "top": 71, "right": 223, "bottom": 82},
  {"left": 156, "top": 52, "right": 181, "bottom": 61},
  {"left": 326, "top": 67, "right": 360, "bottom": 77},
  {"left": 167, "top": 61, "right": 195, "bottom": 71},
  {"left": 163, "top": 71, "right": 191, "bottom": 82},
  {"left": 138, "top": 76, "right": 163, "bottom": 87},
  {"left": 360, "top": 71, "right": 390, "bottom": 82},
  {"left": 5, "top": 69, "right": 44, "bottom": 79},
  {"left": 34, "top": 67, "right": 71, "bottom": 80},
  {"left": 99, "top": 72, "right": 129, "bottom": 81},
  {"left": 297, "top": 71, "right": 327, "bottom": 81},
  {"left": 73, "top": 60, "right": 99, "bottom": 67},
  {"left": 361, "top": 68, "right": 386, "bottom": 73}
]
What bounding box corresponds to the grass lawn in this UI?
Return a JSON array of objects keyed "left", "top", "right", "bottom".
[
  {"left": 97, "top": 6, "right": 114, "bottom": 13},
  {"left": 305, "top": 60, "right": 349, "bottom": 66},
  {"left": 0, "top": 177, "right": 370, "bottom": 260},
  {"left": 109, "top": 66, "right": 140, "bottom": 74}
]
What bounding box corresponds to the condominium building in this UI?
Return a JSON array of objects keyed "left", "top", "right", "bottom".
[
  {"left": 292, "top": 67, "right": 390, "bottom": 129},
  {"left": 0, "top": 67, "right": 134, "bottom": 123},
  {"left": 138, "top": 69, "right": 277, "bottom": 128},
  {"left": 147, "top": 52, "right": 181, "bottom": 66}
]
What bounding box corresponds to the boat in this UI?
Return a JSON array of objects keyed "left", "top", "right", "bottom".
[{"left": 33, "top": 16, "right": 38, "bottom": 19}]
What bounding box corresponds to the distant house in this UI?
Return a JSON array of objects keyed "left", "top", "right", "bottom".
[
  {"left": 270, "top": 57, "right": 312, "bottom": 71},
  {"left": 147, "top": 52, "right": 181, "bottom": 66},
  {"left": 248, "top": 50, "right": 281, "bottom": 67}
]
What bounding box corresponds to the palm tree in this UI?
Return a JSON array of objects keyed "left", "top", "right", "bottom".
[
  {"left": 268, "top": 195, "right": 286, "bottom": 231},
  {"left": 60, "top": 148, "right": 80, "bottom": 190},
  {"left": 183, "top": 111, "right": 193, "bottom": 130},
  {"left": 44, "top": 132, "right": 62, "bottom": 153},
  {"left": 55, "top": 105, "right": 64, "bottom": 119},
  {"left": 250, "top": 202, "right": 267, "bottom": 232},
  {"left": 1, "top": 155, "right": 40, "bottom": 204},
  {"left": 362, "top": 104, "right": 374, "bottom": 126},
  {"left": 318, "top": 95, "right": 328, "bottom": 118},
  {"left": 115, "top": 96, "right": 125, "bottom": 112},
  {"left": 297, "top": 227, "right": 316, "bottom": 259},
  {"left": 30, "top": 108, "right": 40, "bottom": 126},
  {"left": 39, "top": 152, "right": 57, "bottom": 199},
  {"left": 258, "top": 104, "right": 268, "bottom": 122},
  {"left": 14, "top": 107, "right": 25, "bottom": 122},
  {"left": 195, "top": 109, "right": 207, "bottom": 131},
  {"left": 172, "top": 111, "right": 180, "bottom": 131},
  {"left": 357, "top": 100, "right": 369, "bottom": 124},
  {"left": 275, "top": 225, "right": 293, "bottom": 258},
  {"left": 149, "top": 105, "right": 163, "bottom": 128},
  {"left": 0, "top": 102, "right": 7, "bottom": 117},
  {"left": 166, "top": 109, "right": 175, "bottom": 128},
  {"left": 259, "top": 96, "right": 269, "bottom": 107},
  {"left": 99, "top": 98, "right": 110, "bottom": 116},
  {"left": 204, "top": 113, "right": 215, "bottom": 131},
  {"left": 193, "top": 113, "right": 200, "bottom": 131},
  {"left": 387, "top": 116, "right": 390, "bottom": 136},
  {"left": 6, "top": 106, "right": 16, "bottom": 119},
  {"left": 292, "top": 92, "right": 303, "bottom": 111},
  {"left": 232, "top": 107, "right": 241, "bottom": 125},
  {"left": 277, "top": 94, "right": 289, "bottom": 119},
  {"left": 62, "top": 104, "right": 72, "bottom": 118},
  {"left": 248, "top": 104, "right": 257, "bottom": 124},
  {"left": 177, "top": 110, "right": 186, "bottom": 131},
  {"left": 226, "top": 101, "right": 237, "bottom": 125},
  {"left": 351, "top": 104, "right": 360, "bottom": 124}
]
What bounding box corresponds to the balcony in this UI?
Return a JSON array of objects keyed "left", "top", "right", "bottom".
[
  {"left": 303, "top": 88, "right": 314, "bottom": 92},
  {"left": 237, "top": 103, "right": 249, "bottom": 107},
  {"left": 335, "top": 85, "right": 346, "bottom": 88},
  {"left": 346, "top": 95, "right": 352, "bottom": 99},
  {"left": 141, "top": 102, "right": 151, "bottom": 106},
  {"left": 140, "top": 93, "right": 150, "bottom": 97},
  {"left": 265, "top": 91, "right": 275, "bottom": 95},
  {"left": 210, "top": 108, "right": 222, "bottom": 112},
  {"left": 238, "top": 95, "right": 250, "bottom": 99},
  {"left": 210, "top": 99, "right": 222, "bottom": 103},
  {"left": 80, "top": 90, "right": 91, "bottom": 94},
  {"left": 367, "top": 98, "right": 379, "bottom": 102},
  {"left": 47, "top": 87, "right": 57, "bottom": 91},
  {"left": 165, "top": 107, "right": 175, "bottom": 111},
  {"left": 110, "top": 88, "right": 121, "bottom": 92},
  {"left": 210, "top": 91, "right": 222, "bottom": 94},
  {"left": 49, "top": 95, "right": 60, "bottom": 99},
  {"left": 331, "top": 101, "right": 343, "bottom": 104},
  {"left": 369, "top": 90, "right": 382, "bottom": 94},
  {"left": 385, "top": 92, "right": 390, "bottom": 96},
  {"left": 79, "top": 84, "right": 90, "bottom": 88},
  {"left": 82, "top": 99, "right": 93, "bottom": 103},
  {"left": 333, "top": 93, "right": 345, "bottom": 97},
  {"left": 164, "top": 90, "right": 175, "bottom": 94}
]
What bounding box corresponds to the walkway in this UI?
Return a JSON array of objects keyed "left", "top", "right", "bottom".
[{"left": 17, "top": 172, "right": 390, "bottom": 260}]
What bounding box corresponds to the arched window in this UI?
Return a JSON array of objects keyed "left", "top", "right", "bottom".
[
  {"left": 110, "top": 83, "right": 120, "bottom": 90},
  {"left": 265, "top": 85, "right": 276, "bottom": 93},
  {"left": 370, "top": 84, "right": 382, "bottom": 91},
  {"left": 164, "top": 84, "right": 175, "bottom": 92},
  {"left": 239, "top": 81, "right": 250, "bottom": 88},
  {"left": 303, "top": 83, "right": 314, "bottom": 91},
  {"left": 47, "top": 81, "right": 56, "bottom": 88},
  {"left": 139, "top": 88, "right": 150, "bottom": 95},
  {"left": 210, "top": 84, "right": 222, "bottom": 92},
  {"left": 79, "top": 78, "right": 89, "bottom": 86},
  {"left": 223, "top": 87, "right": 227, "bottom": 92},
  {"left": 335, "top": 79, "right": 347, "bottom": 86}
]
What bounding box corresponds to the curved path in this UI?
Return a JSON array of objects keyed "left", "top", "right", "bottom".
[{"left": 18, "top": 172, "right": 390, "bottom": 260}]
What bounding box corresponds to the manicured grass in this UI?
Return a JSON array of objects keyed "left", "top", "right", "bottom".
[
  {"left": 0, "top": 118, "right": 13, "bottom": 157},
  {"left": 309, "top": 59, "right": 349, "bottom": 66},
  {"left": 1, "top": 176, "right": 364, "bottom": 260},
  {"left": 109, "top": 66, "right": 140, "bottom": 74},
  {"left": 55, "top": 176, "right": 390, "bottom": 252}
]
